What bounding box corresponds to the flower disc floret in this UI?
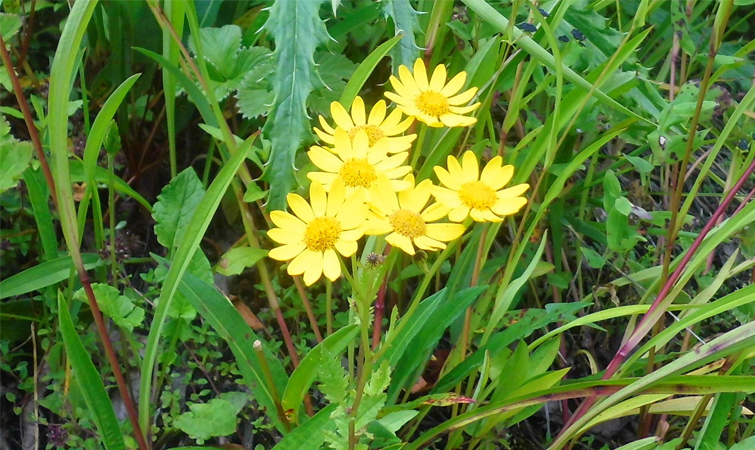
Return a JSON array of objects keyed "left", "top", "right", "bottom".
[
  {"left": 432, "top": 151, "right": 529, "bottom": 223},
  {"left": 308, "top": 129, "right": 412, "bottom": 196},
  {"left": 385, "top": 58, "right": 480, "bottom": 128},
  {"left": 267, "top": 180, "right": 367, "bottom": 285},
  {"left": 366, "top": 175, "right": 466, "bottom": 255},
  {"left": 314, "top": 96, "right": 416, "bottom": 153}
]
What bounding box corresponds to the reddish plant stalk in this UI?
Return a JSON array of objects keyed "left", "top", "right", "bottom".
[
  {"left": 372, "top": 244, "right": 392, "bottom": 350},
  {"left": 561, "top": 155, "right": 755, "bottom": 439},
  {"left": 0, "top": 33, "right": 149, "bottom": 450}
]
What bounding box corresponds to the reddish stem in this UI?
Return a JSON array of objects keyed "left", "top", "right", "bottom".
[{"left": 372, "top": 245, "right": 392, "bottom": 350}]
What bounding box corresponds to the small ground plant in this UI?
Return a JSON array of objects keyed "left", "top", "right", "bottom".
[{"left": 2, "top": 1, "right": 755, "bottom": 449}]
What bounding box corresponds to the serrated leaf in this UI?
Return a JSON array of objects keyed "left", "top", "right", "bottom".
[
  {"left": 0, "top": 140, "right": 33, "bottom": 193},
  {"left": 173, "top": 398, "right": 238, "bottom": 442},
  {"left": 383, "top": 0, "right": 421, "bottom": 70},
  {"left": 73, "top": 283, "right": 145, "bottom": 332},
  {"left": 191, "top": 24, "right": 243, "bottom": 79},
  {"left": 216, "top": 247, "right": 268, "bottom": 276},
  {"left": 263, "top": 0, "right": 329, "bottom": 210},
  {"left": 309, "top": 52, "right": 357, "bottom": 117},
  {"left": 237, "top": 88, "right": 275, "bottom": 119},
  {"left": 318, "top": 349, "right": 350, "bottom": 407}
]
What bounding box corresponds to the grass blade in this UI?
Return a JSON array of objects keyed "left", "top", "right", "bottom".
[{"left": 0, "top": 254, "right": 100, "bottom": 299}]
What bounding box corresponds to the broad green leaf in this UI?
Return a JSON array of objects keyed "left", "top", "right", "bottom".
[
  {"left": 263, "top": 0, "right": 328, "bottom": 210},
  {"left": 190, "top": 24, "right": 243, "bottom": 79},
  {"left": 0, "top": 140, "right": 33, "bottom": 193},
  {"left": 173, "top": 398, "right": 238, "bottom": 443},
  {"left": 73, "top": 284, "right": 145, "bottom": 332},
  {"left": 0, "top": 13, "right": 22, "bottom": 41},
  {"left": 58, "top": 292, "right": 126, "bottom": 450},
  {"left": 729, "top": 436, "right": 755, "bottom": 450},
  {"left": 153, "top": 168, "right": 206, "bottom": 251},
  {"left": 581, "top": 246, "right": 606, "bottom": 269},
  {"left": 308, "top": 52, "right": 357, "bottom": 116},
  {"left": 382, "top": 0, "right": 420, "bottom": 70},
  {"left": 216, "top": 247, "right": 268, "bottom": 276},
  {"left": 282, "top": 325, "right": 360, "bottom": 420},
  {"left": 0, "top": 254, "right": 101, "bottom": 300}
]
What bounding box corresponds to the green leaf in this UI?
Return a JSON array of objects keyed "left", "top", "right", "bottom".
[
  {"left": 614, "top": 197, "right": 633, "bottom": 216},
  {"left": 263, "top": 0, "right": 328, "bottom": 210},
  {"left": 581, "top": 246, "right": 606, "bottom": 269},
  {"left": 73, "top": 284, "right": 145, "bottom": 332},
  {"left": 271, "top": 405, "right": 338, "bottom": 450},
  {"left": 0, "top": 139, "right": 33, "bottom": 194},
  {"left": 173, "top": 398, "right": 238, "bottom": 442},
  {"left": 308, "top": 52, "right": 357, "bottom": 116},
  {"left": 216, "top": 247, "right": 268, "bottom": 276},
  {"left": 172, "top": 263, "right": 290, "bottom": 434},
  {"left": 0, "top": 13, "right": 22, "bottom": 41},
  {"left": 243, "top": 182, "right": 267, "bottom": 202},
  {"left": 382, "top": 0, "right": 420, "bottom": 70},
  {"left": 729, "top": 436, "right": 755, "bottom": 450},
  {"left": 190, "top": 24, "right": 242, "bottom": 80},
  {"left": 625, "top": 154, "right": 654, "bottom": 174},
  {"left": 0, "top": 254, "right": 101, "bottom": 300},
  {"left": 282, "top": 325, "right": 360, "bottom": 419},
  {"left": 58, "top": 292, "right": 126, "bottom": 450},
  {"left": 153, "top": 168, "right": 206, "bottom": 252},
  {"left": 339, "top": 34, "right": 402, "bottom": 109}
]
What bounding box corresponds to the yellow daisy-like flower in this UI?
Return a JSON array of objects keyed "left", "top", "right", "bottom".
[
  {"left": 308, "top": 128, "right": 412, "bottom": 195},
  {"left": 366, "top": 175, "right": 466, "bottom": 255},
  {"left": 432, "top": 151, "right": 529, "bottom": 223},
  {"left": 268, "top": 179, "right": 367, "bottom": 286},
  {"left": 385, "top": 58, "right": 480, "bottom": 128},
  {"left": 314, "top": 96, "right": 416, "bottom": 153}
]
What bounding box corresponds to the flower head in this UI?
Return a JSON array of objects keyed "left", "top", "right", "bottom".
[
  {"left": 268, "top": 180, "right": 367, "bottom": 285},
  {"left": 367, "top": 175, "right": 465, "bottom": 255},
  {"left": 432, "top": 152, "right": 529, "bottom": 223},
  {"left": 314, "top": 96, "right": 415, "bottom": 153},
  {"left": 308, "top": 128, "right": 412, "bottom": 196},
  {"left": 385, "top": 59, "right": 480, "bottom": 128}
]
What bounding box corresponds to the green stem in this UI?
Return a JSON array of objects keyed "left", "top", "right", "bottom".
[{"left": 326, "top": 279, "right": 333, "bottom": 336}]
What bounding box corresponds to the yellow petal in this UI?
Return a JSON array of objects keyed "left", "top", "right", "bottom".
[
  {"left": 469, "top": 208, "right": 487, "bottom": 222},
  {"left": 421, "top": 202, "right": 451, "bottom": 221},
  {"left": 414, "top": 235, "right": 446, "bottom": 251},
  {"left": 314, "top": 127, "right": 335, "bottom": 145},
  {"left": 441, "top": 114, "right": 477, "bottom": 127},
  {"left": 336, "top": 191, "right": 367, "bottom": 229},
  {"left": 309, "top": 181, "right": 327, "bottom": 216},
  {"left": 447, "top": 87, "right": 478, "bottom": 105},
  {"left": 287, "top": 193, "right": 315, "bottom": 223},
  {"left": 267, "top": 228, "right": 304, "bottom": 245},
  {"left": 307, "top": 172, "right": 338, "bottom": 187},
  {"left": 441, "top": 71, "right": 467, "bottom": 97},
  {"left": 371, "top": 178, "right": 400, "bottom": 212},
  {"left": 381, "top": 108, "right": 404, "bottom": 131},
  {"left": 429, "top": 64, "right": 447, "bottom": 91},
  {"left": 449, "top": 205, "right": 470, "bottom": 222},
  {"left": 461, "top": 151, "right": 480, "bottom": 182},
  {"left": 323, "top": 248, "right": 341, "bottom": 281},
  {"left": 288, "top": 249, "right": 316, "bottom": 275},
  {"left": 434, "top": 166, "right": 461, "bottom": 190},
  {"left": 449, "top": 104, "right": 480, "bottom": 114},
  {"left": 309, "top": 146, "right": 344, "bottom": 172},
  {"left": 492, "top": 197, "right": 528, "bottom": 216},
  {"left": 351, "top": 96, "right": 367, "bottom": 126},
  {"left": 268, "top": 242, "right": 306, "bottom": 261},
  {"left": 331, "top": 101, "right": 354, "bottom": 130},
  {"left": 398, "top": 65, "right": 421, "bottom": 95},
  {"left": 447, "top": 155, "right": 465, "bottom": 180},
  {"left": 496, "top": 183, "right": 529, "bottom": 198},
  {"left": 368, "top": 100, "right": 387, "bottom": 125},
  {"left": 483, "top": 209, "right": 502, "bottom": 222},
  {"left": 399, "top": 179, "right": 432, "bottom": 212},
  {"left": 388, "top": 75, "right": 415, "bottom": 101},
  {"left": 385, "top": 135, "right": 416, "bottom": 153},
  {"left": 335, "top": 238, "right": 358, "bottom": 257},
  {"left": 352, "top": 130, "right": 370, "bottom": 156},
  {"left": 425, "top": 223, "right": 465, "bottom": 242},
  {"left": 318, "top": 115, "right": 336, "bottom": 134},
  {"left": 491, "top": 165, "right": 515, "bottom": 191},
  {"left": 303, "top": 252, "right": 324, "bottom": 285},
  {"left": 270, "top": 210, "right": 306, "bottom": 231},
  {"left": 365, "top": 219, "right": 393, "bottom": 235},
  {"left": 480, "top": 156, "right": 503, "bottom": 186},
  {"left": 340, "top": 228, "right": 364, "bottom": 242},
  {"left": 413, "top": 58, "right": 429, "bottom": 91},
  {"left": 385, "top": 90, "right": 410, "bottom": 107},
  {"left": 327, "top": 180, "right": 345, "bottom": 217},
  {"left": 386, "top": 232, "right": 415, "bottom": 255},
  {"left": 431, "top": 186, "right": 463, "bottom": 208}
]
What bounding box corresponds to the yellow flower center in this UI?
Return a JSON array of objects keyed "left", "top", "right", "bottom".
[
  {"left": 415, "top": 91, "right": 450, "bottom": 117},
  {"left": 389, "top": 209, "right": 426, "bottom": 239},
  {"left": 304, "top": 217, "right": 342, "bottom": 252},
  {"left": 348, "top": 125, "right": 385, "bottom": 146},
  {"left": 339, "top": 158, "right": 377, "bottom": 188},
  {"left": 459, "top": 181, "right": 496, "bottom": 210}
]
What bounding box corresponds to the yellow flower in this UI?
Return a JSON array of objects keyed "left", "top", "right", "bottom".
[
  {"left": 385, "top": 58, "right": 480, "bottom": 128},
  {"left": 314, "top": 96, "right": 416, "bottom": 153},
  {"left": 268, "top": 180, "right": 367, "bottom": 286},
  {"left": 366, "top": 175, "right": 465, "bottom": 255},
  {"left": 308, "top": 128, "right": 412, "bottom": 195},
  {"left": 432, "top": 151, "right": 529, "bottom": 223}
]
